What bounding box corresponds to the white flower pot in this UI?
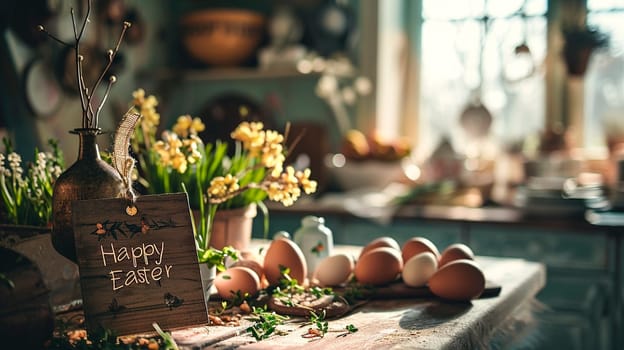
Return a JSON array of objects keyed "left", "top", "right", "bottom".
[{"left": 199, "top": 263, "right": 216, "bottom": 307}]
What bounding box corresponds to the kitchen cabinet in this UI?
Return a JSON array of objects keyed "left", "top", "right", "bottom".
[
  {"left": 619, "top": 241, "right": 624, "bottom": 348},
  {"left": 255, "top": 203, "right": 621, "bottom": 349},
  {"left": 470, "top": 225, "right": 615, "bottom": 350}
]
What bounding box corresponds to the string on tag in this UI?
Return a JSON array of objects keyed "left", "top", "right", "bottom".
[
  {"left": 112, "top": 109, "right": 142, "bottom": 217},
  {"left": 125, "top": 187, "right": 138, "bottom": 216}
]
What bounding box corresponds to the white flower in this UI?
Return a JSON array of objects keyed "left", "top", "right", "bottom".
[
  {"left": 8, "top": 152, "right": 21, "bottom": 169},
  {"left": 36, "top": 152, "right": 46, "bottom": 169},
  {"left": 354, "top": 76, "right": 372, "bottom": 95},
  {"left": 342, "top": 86, "right": 357, "bottom": 105},
  {"left": 52, "top": 165, "right": 62, "bottom": 178},
  {"left": 316, "top": 75, "right": 338, "bottom": 98}
]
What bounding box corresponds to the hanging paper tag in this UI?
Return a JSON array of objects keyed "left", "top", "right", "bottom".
[{"left": 72, "top": 192, "right": 207, "bottom": 336}]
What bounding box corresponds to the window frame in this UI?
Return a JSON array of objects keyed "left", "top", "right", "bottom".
[{"left": 356, "top": 0, "right": 595, "bottom": 155}]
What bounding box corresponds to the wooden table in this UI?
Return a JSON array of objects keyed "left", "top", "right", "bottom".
[{"left": 172, "top": 244, "right": 546, "bottom": 350}]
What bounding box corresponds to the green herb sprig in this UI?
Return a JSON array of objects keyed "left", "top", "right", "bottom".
[
  {"left": 247, "top": 305, "right": 290, "bottom": 341},
  {"left": 337, "top": 324, "right": 359, "bottom": 337},
  {"left": 195, "top": 244, "right": 238, "bottom": 271},
  {"left": 309, "top": 310, "right": 328, "bottom": 337}
]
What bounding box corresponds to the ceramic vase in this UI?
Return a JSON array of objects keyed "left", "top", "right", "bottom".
[
  {"left": 51, "top": 128, "right": 125, "bottom": 262},
  {"left": 293, "top": 215, "right": 334, "bottom": 278},
  {"left": 207, "top": 204, "right": 257, "bottom": 251}
]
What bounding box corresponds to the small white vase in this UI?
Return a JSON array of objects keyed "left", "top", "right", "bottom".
[
  {"left": 293, "top": 216, "right": 334, "bottom": 278},
  {"left": 199, "top": 263, "right": 216, "bottom": 308}
]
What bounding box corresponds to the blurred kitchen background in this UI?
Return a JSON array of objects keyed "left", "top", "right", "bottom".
[
  {"left": 2, "top": 0, "right": 624, "bottom": 206},
  {"left": 2, "top": 1, "right": 624, "bottom": 348}
]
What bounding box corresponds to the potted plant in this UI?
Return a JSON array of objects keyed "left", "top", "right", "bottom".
[
  {"left": 129, "top": 89, "right": 318, "bottom": 266},
  {"left": 0, "top": 139, "right": 83, "bottom": 309},
  {"left": 562, "top": 25, "right": 609, "bottom": 76},
  {"left": 0, "top": 139, "right": 64, "bottom": 229}
]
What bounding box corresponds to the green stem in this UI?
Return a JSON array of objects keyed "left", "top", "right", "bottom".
[
  {"left": 206, "top": 204, "right": 218, "bottom": 251},
  {"left": 196, "top": 164, "right": 207, "bottom": 249}
]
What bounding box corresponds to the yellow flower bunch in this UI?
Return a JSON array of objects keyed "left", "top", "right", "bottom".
[
  {"left": 132, "top": 89, "right": 160, "bottom": 146},
  {"left": 206, "top": 122, "right": 317, "bottom": 207},
  {"left": 172, "top": 114, "right": 205, "bottom": 138},
  {"left": 129, "top": 89, "right": 318, "bottom": 261},
  {"left": 151, "top": 115, "right": 204, "bottom": 174}
]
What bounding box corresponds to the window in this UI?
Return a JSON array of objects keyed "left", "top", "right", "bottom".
[
  {"left": 417, "top": 0, "right": 547, "bottom": 160},
  {"left": 585, "top": 0, "right": 624, "bottom": 151},
  {"left": 365, "top": 1, "right": 624, "bottom": 163}
]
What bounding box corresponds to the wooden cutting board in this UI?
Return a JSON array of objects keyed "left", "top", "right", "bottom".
[{"left": 338, "top": 280, "right": 502, "bottom": 300}]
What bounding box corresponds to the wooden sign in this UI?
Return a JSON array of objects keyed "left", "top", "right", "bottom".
[{"left": 72, "top": 193, "right": 208, "bottom": 335}]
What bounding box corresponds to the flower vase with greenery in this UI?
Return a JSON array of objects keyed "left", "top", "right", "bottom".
[
  {"left": 0, "top": 139, "right": 65, "bottom": 228},
  {"left": 129, "top": 89, "right": 318, "bottom": 266}
]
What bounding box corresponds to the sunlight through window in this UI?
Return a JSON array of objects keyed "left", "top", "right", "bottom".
[{"left": 418, "top": 0, "right": 547, "bottom": 160}]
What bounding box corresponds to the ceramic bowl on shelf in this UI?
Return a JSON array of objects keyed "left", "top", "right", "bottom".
[
  {"left": 179, "top": 9, "right": 266, "bottom": 67},
  {"left": 325, "top": 153, "right": 406, "bottom": 191}
]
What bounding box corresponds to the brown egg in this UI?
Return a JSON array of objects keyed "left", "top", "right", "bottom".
[
  {"left": 214, "top": 266, "right": 260, "bottom": 299},
  {"left": 263, "top": 238, "right": 307, "bottom": 286},
  {"left": 231, "top": 258, "right": 264, "bottom": 280},
  {"left": 428, "top": 259, "right": 485, "bottom": 301},
  {"left": 240, "top": 250, "right": 262, "bottom": 262},
  {"left": 401, "top": 236, "right": 440, "bottom": 262},
  {"left": 438, "top": 243, "right": 474, "bottom": 267},
  {"left": 360, "top": 236, "right": 401, "bottom": 258},
  {"left": 354, "top": 247, "right": 403, "bottom": 286}
]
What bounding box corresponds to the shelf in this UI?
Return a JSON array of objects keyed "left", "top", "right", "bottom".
[{"left": 143, "top": 67, "right": 322, "bottom": 82}]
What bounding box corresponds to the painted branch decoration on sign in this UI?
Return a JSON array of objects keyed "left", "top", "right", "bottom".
[
  {"left": 164, "top": 292, "right": 184, "bottom": 310},
  {"left": 90, "top": 216, "right": 176, "bottom": 240}
]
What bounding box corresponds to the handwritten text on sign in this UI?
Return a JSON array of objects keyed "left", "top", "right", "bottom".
[
  {"left": 100, "top": 242, "right": 173, "bottom": 290},
  {"left": 72, "top": 193, "right": 208, "bottom": 336}
]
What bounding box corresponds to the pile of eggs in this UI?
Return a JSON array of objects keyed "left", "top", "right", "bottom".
[
  {"left": 214, "top": 236, "right": 486, "bottom": 302},
  {"left": 318, "top": 236, "right": 486, "bottom": 302},
  {"left": 352, "top": 236, "right": 486, "bottom": 301},
  {"left": 214, "top": 237, "right": 308, "bottom": 299}
]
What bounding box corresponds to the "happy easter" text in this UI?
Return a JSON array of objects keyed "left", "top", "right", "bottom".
[{"left": 100, "top": 242, "right": 173, "bottom": 291}]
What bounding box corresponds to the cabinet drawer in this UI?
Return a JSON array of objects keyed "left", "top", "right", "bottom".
[
  {"left": 537, "top": 275, "right": 611, "bottom": 317},
  {"left": 528, "top": 310, "right": 601, "bottom": 350},
  {"left": 533, "top": 275, "right": 612, "bottom": 350},
  {"left": 470, "top": 225, "right": 611, "bottom": 270}
]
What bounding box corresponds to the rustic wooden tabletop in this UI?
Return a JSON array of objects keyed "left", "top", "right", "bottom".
[{"left": 169, "top": 243, "right": 546, "bottom": 350}]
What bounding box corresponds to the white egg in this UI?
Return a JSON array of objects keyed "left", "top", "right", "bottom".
[
  {"left": 402, "top": 252, "right": 438, "bottom": 287},
  {"left": 313, "top": 254, "right": 354, "bottom": 287}
]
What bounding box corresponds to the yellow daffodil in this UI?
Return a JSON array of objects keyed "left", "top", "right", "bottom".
[
  {"left": 208, "top": 174, "right": 240, "bottom": 199},
  {"left": 174, "top": 115, "right": 205, "bottom": 138}
]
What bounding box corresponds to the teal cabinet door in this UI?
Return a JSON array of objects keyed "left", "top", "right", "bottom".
[{"left": 470, "top": 225, "right": 615, "bottom": 349}]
